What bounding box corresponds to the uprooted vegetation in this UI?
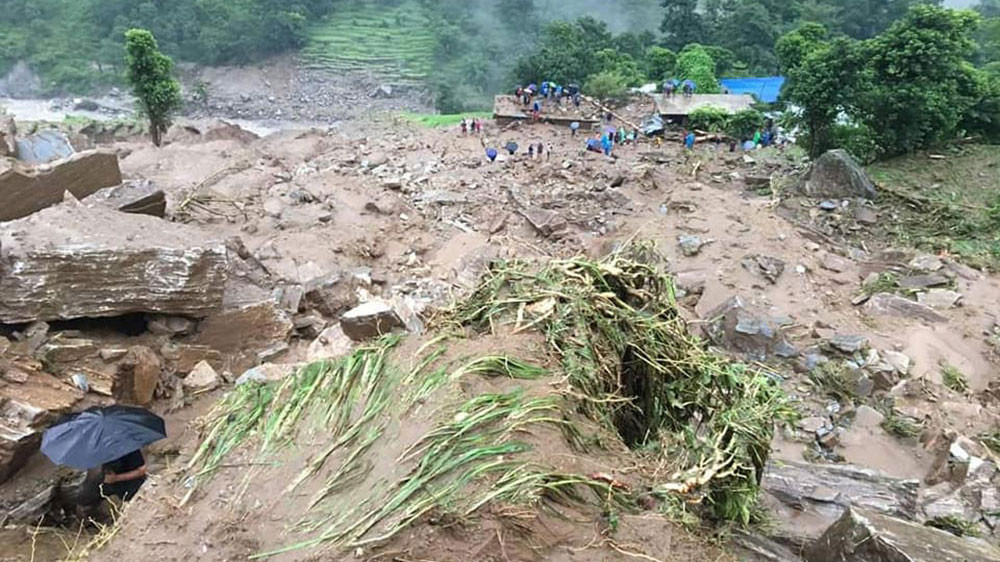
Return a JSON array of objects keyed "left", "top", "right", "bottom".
[{"left": 178, "top": 245, "right": 792, "bottom": 558}]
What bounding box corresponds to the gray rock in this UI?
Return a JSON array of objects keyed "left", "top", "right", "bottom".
[
  {"left": 0, "top": 203, "right": 228, "bottom": 323},
  {"left": 863, "top": 293, "right": 947, "bottom": 323},
  {"left": 801, "top": 149, "right": 877, "bottom": 200},
  {"left": 521, "top": 207, "right": 568, "bottom": 238},
  {"left": 855, "top": 206, "right": 878, "bottom": 225},
  {"left": 307, "top": 324, "right": 354, "bottom": 361},
  {"left": 704, "top": 296, "right": 796, "bottom": 361},
  {"left": 916, "top": 289, "right": 962, "bottom": 310},
  {"left": 829, "top": 334, "right": 869, "bottom": 354},
  {"left": 677, "top": 235, "right": 705, "bottom": 257},
  {"left": 147, "top": 315, "right": 196, "bottom": 336},
  {"left": 340, "top": 300, "right": 406, "bottom": 341},
  {"left": 821, "top": 253, "right": 851, "bottom": 273},
  {"left": 909, "top": 254, "right": 944, "bottom": 272},
  {"left": 799, "top": 416, "right": 829, "bottom": 433},
  {"left": 762, "top": 460, "right": 919, "bottom": 549},
  {"left": 881, "top": 351, "right": 911, "bottom": 375},
  {"left": 742, "top": 254, "right": 786, "bottom": 284},
  {"left": 1, "top": 150, "right": 122, "bottom": 222},
  {"left": 182, "top": 361, "right": 221, "bottom": 392},
  {"left": 898, "top": 274, "right": 950, "bottom": 289},
  {"left": 806, "top": 507, "right": 1000, "bottom": 562}
]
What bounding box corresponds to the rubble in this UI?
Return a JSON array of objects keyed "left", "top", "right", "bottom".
[
  {"left": 117, "top": 346, "right": 162, "bottom": 406},
  {"left": 678, "top": 235, "right": 705, "bottom": 257},
  {"left": 742, "top": 254, "right": 786, "bottom": 284},
  {"left": 807, "top": 507, "right": 1000, "bottom": 562},
  {"left": 0, "top": 149, "right": 122, "bottom": 222},
  {"left": 520, "top": 207, "right": 568, "bottom": 238},
  {"left": 93, "top": 180, "right": 167, "bottom": 218},
  {"left": 307, "top": 325, "right": 354, "bottom": 360},
  {"left": 800, "top": 149, "right": 877, "bottom": 200},
  {"left": 863, "top": 293, "right": 947, "bottom": 323},
  {"left": 909, "top": 254, "right": 944, "bottom": 272},
  {"left": 236, "top": 363, "right": 298, "bottom": 386},
  {"left": 0, "top": 203, "right": 228, "bottom": 323},
  {"left": 340, "top": 300, "right": 407, "bottom": 341},
  {"left": 916, "top": 289, "right": 963, "bottom": 309},
  {"left": 192, "top": 301, "right": 294, "bottom": 371}
]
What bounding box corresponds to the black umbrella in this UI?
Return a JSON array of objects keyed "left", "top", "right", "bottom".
[{"left": 41, "top": 405, "right": 166, "bottom": 469}]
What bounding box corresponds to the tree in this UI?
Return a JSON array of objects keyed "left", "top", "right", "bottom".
[
  {"left": 660, "top": 0, "right": 708, "bottom": 51},
  {"left": 584, "top": 70, "right": 629, "bottom": 100},
  {"left": 676, "top": 44, "right": 721, "bottom": 93},
  {"left": 864, "top": 5, "right": 983, "bottom": 154},
  {"left": 833, "top": 0, "right": 942, "bottom": 39},
  {"left": 124, "top": 29, "right": 182, "bottom": 147},
  {"left": 645, "top": 46, "right": 677, "bottom": 82},
  {"left": 775, "top": 22, "right": 828, "bottom": 74}
]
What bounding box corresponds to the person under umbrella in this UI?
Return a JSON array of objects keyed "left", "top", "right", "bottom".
[{"left": 43, "top": 405, "right": 166, "bottom": 504}]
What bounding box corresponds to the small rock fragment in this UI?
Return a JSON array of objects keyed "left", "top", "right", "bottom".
[
  {"left": 183, "top": 360, "right": 221, "bottom": 392},
  {"left": 677, "top": 235, "right": 705, "bottom": 257}
]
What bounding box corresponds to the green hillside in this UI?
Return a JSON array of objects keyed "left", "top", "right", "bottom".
[{"left": 301, "top": 2, "right": 437, "bottom": 86}]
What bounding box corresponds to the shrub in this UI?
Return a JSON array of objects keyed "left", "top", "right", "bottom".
[
  {"left": 688, "top": 106, "right": 729, "bottom": 132},
  {"left": 585, "top": 70, "right": 628, "bottom": 101},
  {"left": 727, "top": 109, "right": 765, "bottom": 140}
]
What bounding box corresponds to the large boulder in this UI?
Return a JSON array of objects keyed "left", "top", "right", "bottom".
[
  {"left": 801, "top": 149, "right": 877, "bottom": 200},
  {"left": 0, "top": 149, "right": 122, "bottom": 222},
  {"left": 340, "top": 300, "right": 406, "bottom": 341},
  {"left": 807, "top": 507, "right": 1000, "bottom": 562},
  {"left": 0, "top": 202, "right": 228, "bottom": 323}
]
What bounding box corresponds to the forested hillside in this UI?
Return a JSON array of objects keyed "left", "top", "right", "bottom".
[{"left": 1, "top": 0, "right": 998, "bottom": 119}]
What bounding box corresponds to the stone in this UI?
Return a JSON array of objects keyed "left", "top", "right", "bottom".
[
  {"left": 908, "top": 254, "right": 944, "bottom": 272},
  {"left": 159, "top": 343, "right": 223, "bottom": 373},
  {"left": 741, "top": 254, "right": 786, "bottom": 284},
  {"left": 236, "top": 363, "right": 298, "bottom": 386},
  {"left": 863, "top": 293, "right": 947, "bottom": 323},
  {"left": 852, "top": 405, "right": 885, "bottom": 428},
  {"left": 521, "top": 207, "right": 568, "bottom": 238},
  {"left": 807, "top": 507, "right": 1000, "bottom": 562},
  {"left": 916, "top": 289, "right": 962, "bottom": 310},
  {"left": 91, "top": 179, "right": 166, "bottom": 218},
  {"left": 0, "top": 113, "right": 15, "bottom": 157},
  {"left": 704, "top": 296, "right": 795, "bottom": 362},
  {"left": 897, "top": 274, "right": 950, "bottom": 290},
  {"left": 0, "top": 203, "right": 228, "bottom": 323},
  {"left": 799, "top": 416, "right": 829, "bottom": 433},
  {"left": 39, "top": 337, "right": 98, "bottom": 363},
  {"left": 820, "top": 253, "right": 850, "bottom": 273},
  {"left": 117, "top": 346, "right": 161, "bottom": 406},
  {"left": 340, "top": 300, "right": 406, "bottom": 341},
  {"left": 0, "top": 150, "right": 122, "bottom": 222},
  {"left": 147, "top": 315, "right": 196, "bottom": 336},
  {"left": 818, "top": 200, "right": 838, "bottom": 211},
  {"left": 829, "top": 334, "right": 869, "bottom": 354},
  {"left": 192, "top": 301, "right": 294, "bottom": 372},
  {"left": 677, "top": 235, "right": 705, "bottom": 257},
  {"left": 99, "top": 347, "right": 128, "bottom": 362},
  {"left": 855, "top": 206, "right": 878, "bottom": 225},
  {"left": 801, "top": 149, "right": 877, "bottom": 200},
  {"left": 365, "top": 196, "right": 398, "bottom": 215},
  {"left": 761, "top": 461, "right": 919, "bottom": 549},
  {"left": 674, "top": 270, "right": 707, "bottom": 297},
  {"left": 182, "top": 361, "right": 221, "bottom": 392},
  {"left": 307, "top": 325, "right": 355, "bottom": 361},
  {"left": 881, "top": 351, "right": 910, "bottom": 375}
]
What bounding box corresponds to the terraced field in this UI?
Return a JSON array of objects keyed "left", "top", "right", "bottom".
[{"left": 301, "top": 1, "right": 437, "bottom": 86}]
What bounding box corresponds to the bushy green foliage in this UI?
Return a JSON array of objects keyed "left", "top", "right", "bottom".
[
  {"left": 688, "top": 106, "right": 730, "bottom": 132},
  {"left": 727, "top": 108, "right": 765, "bottom": 140},
  {"left": 645, "top": 46, "right": 677, "bottom": 82},
  {"left": 830, "top": 123, "right": 881, "bottom": 164},
  {"left": 676, "top": 44, "right": 721, "bottom": 93},
  {"left": 125, "top": 29, "right": 181, "bottom": 147},
  {"left": 584, "top": 70, "right": 629, "bottom": 101}
]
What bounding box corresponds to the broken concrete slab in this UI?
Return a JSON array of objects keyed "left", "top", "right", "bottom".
[
  {"left": 863, "top": 293, "right": 947, "bottom": 323},
  {"left": 0, "top": 202, "right": 228, "bottom": 323},
  {"left": 800, "top": 149, "right": 877, "bottom": 200},
  {"left": 762, "top": 460, "right": 919, "bottom": 549},
  {"left": 340, "top": 300, "right": 406, "bottom": 341},
  {"left": 0, "top": 149, "right": 122, "bottom": 222},
  {"left": 807, "top": 507, "right": 1000, "bottom": 562}
]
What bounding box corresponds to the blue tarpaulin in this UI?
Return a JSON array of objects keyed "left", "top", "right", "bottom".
[{"left": 719, "top": 77, "right": 785, "bottom": 104}]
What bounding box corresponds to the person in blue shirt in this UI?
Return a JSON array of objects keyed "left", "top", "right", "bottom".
[
  {"left": 683, "top": 129, "right": 695, "bottom": 149},
  {"left": 601, "top": 134, "right": 613, "bottom": 156},
  {"left": 486, "top": 147, "right": 498, "bottom": 162}
]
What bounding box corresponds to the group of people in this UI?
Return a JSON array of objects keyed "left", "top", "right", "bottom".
[
  {"left": 680, "top": 118, "right": 783, "bottom": 152},
  {"left": 516, "top": 81, "right": 583, "bottom": 119},
  {"left": 663, "top": 79, "right": 697, "bottom": 98},
  {"left": 460, "top": 117, "right": 483, "bottom": 135},
  {"left": 484, "top": 140, "right": 552, "bottom": 162}
]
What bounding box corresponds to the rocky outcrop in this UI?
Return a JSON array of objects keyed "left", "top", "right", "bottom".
[
  {"left": 0, "top": 356, "right": 83, "bottom": 483},
  {"left": 0, "top": 149, "right": 122, "bottom": 222},
  {"left": 807, "top": 507, "right": 1000, "bottom": 562},
  {"left": 762, "top": 460, "right": 920, "bottom": 548},
  {"left": 0, "top": 202, "right": 228, "bottom": 323},
  {"left": 801, "top": 149, "right": 877, "bottom": 200}
]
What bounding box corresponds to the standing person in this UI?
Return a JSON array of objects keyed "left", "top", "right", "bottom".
[
  {"left": 546, "top": 142, "right": 553, "bottom": 160},
  {"left": 532, "top": 99, "right": 541, "bottom": 123},
  {"left": 505, "top": 141, "right": 518, "bottom": 155},
  {"left": 573, "top": 93, "right": 581, "bottom": 108},
  {"left": 664, "top": 81, "right": 675, "bottom": 98},
  {"left": 752, "top": 129, "right": 762, "bottom": 147},
  {"left": 528, "top": 144, "right": 535, "bottom": 159},
  {"left": 601, "top": 134, "right": 613, "bottom": 157},
  {"left": 683, "top": 129, "right": 695, "bottom": 150},
  {"left": 460, "top": 119, "right": 467, "bottom": 135},
  {"left": 570, "top": 121, "right": 580, "bottom": 137}
]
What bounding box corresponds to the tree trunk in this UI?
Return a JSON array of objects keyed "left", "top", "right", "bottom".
[{"left": 151, "top": 121, "right": 162, "bottom": 147}]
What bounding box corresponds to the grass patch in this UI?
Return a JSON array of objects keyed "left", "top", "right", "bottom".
[
  {"left": 858, "top": 271, "right": 900, "bottom": 298},
  {"left": 807, "top": 361, "right": 858, "bottom": 404},
  {"left": 940, "top": 362, "right": 969, "bottom": 393},
  {"left": 400, "top": 111, "right": 492, "bottom": 128},
  {"left": 868, "top": 145, "right": 1000, "bottom": 271},
  {"left": 926, "top": 515, "right": 981, "bottom": 538},
  {"left": 880, "top": 409, "right": 923, "bottom": 439}
]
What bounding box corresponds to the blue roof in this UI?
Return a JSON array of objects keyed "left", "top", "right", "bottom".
[{"left": 719, "top": 77, "right": 785, "bottom": 104}]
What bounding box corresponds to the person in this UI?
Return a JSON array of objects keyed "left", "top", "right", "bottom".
[
  {"left": 752, "top": 129, "right": 762, "bottom": 147},
  {"left": 682, "top": 81, "right": 693, "bottom": 98},
  {"left": 505, "top": 141, "right": 518, "bottom": 155},
  {"left": 476, "top": 119, "right": 483, "bottom": 133},
  {"left": 573, "top": 93, "right": 581, "bottom": 108},
  {"left": 555, "top": 84, "right": 563, "bottom": 100},
  {"left": 570, "top": 121, "right": 580, "bottom": 137},
  {"left": 761, "top": 129, "right": 772, "bottom": 147},
  {"left": 601, "top": 134, "right": 613, "bottom": 156},
  {"left": 664, "top": 81, "right": 675, "bottom": 98},
  {"left": 546, "top": 142, "right": 553, "bottom": 160},
  {"left": 486, "top": 147, "right": 498, "bottom": 162},
  {"left": 684, "top": 129, "right": 695, "bottom": 150},
  {"left": 537, "top": 142, "right": 544, "bottom": 159},
  {"left": 528, "top": 144, "right": 535, "bottom": 159},
  {"left": 532, "top": 99, "right": 541, "bottom": 123},
  {"left": 79, "top": 449, "right": 148, "bottom": 508},
  {"left": 586, "top": 138, "right": 602, "bottom": 154},
  {"left": 460, "top": 119, "right": 467, "bottom": 135}
]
